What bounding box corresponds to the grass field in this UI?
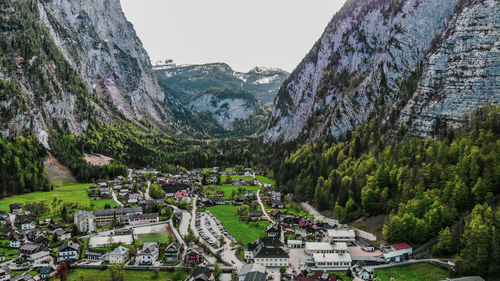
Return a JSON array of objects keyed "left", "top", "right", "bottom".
[
  {"left": 0, "top": 183, "right": 116, "bottom": 218},
  {"left": 221, "top": 175, "right": 255, "bottom": 183},
  {"left": 135, "top": 232, "right": 172, "bottom": 246},
  {"left": 206, "top": 185, "right": 260, "bottom": 199},
  {"left": 207, "top": 205, "right": 269, "bottom": 245},
  {"left": 256, "top": 176, "right": 275, "bottom": 185},
  {"left": 62, "top": 269, "right": 189, "bottom": 281},
  {"left": 374, "top": 263, "right": 450, "bottom": 281}
]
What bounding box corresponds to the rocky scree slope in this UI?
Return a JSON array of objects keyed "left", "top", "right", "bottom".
[{"left": 265, "top": 0, "right": 500, "bottom": 143}]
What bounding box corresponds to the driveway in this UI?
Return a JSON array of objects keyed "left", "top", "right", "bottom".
[
  {"left": 111, "top": 190, "right": 124, "bottom": 207},
  {"left": 256, "top": 189, "right": 274, "bottom": 223}
]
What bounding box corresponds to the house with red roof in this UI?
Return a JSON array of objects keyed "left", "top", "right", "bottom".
[
  {"left": 383, "top": 243, "right": 413, "bottom": 263},
  {"left": 175, "top": 190, "right": 188, "bottom": 199}
]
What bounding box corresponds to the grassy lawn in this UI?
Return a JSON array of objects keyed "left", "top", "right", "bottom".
[
  {"left": 374, "top": 263, "right": 450, "bottom": 281},
  {"left": 62, "top": 269, "right": 189, "bottom": 281},
  {"left": 221, "top": 175, "right": 255, "bottom": 183},
  {"left": 256, "top": 176, "right": 275, "bottom": 185},
  {"left": 266, "top": 206, "right": 311, "bottom": 218},
  {"left": 0, "top": 183, "right": 117, "bottom": 218},
  {"left": 351, "top": 214, "right": 390, "bottom": 244},
  {"left": 207, "top": 205, "right": 269, "bottom": 245},
  {"left": 135, "top": 232, "right": 172, "bottom": 246},
  {"left": 328, "top": 271, "right": 353, "bottom": 281},
  {"left": 206, "top": 185, "right": 259, "bottom": 200}
]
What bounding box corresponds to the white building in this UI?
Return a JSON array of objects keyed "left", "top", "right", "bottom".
[
  {"left": 74, "top": 210, "right": 96, "bottom": 233},
  {"left": 287, "top": 240, "right": 303, "bottom": 248},
  {"left": 108, "top": 246, "right": 129, "bottom": 264},
  {"left": 238, "top": 263, "right": 266, "bottom": 281},
  {"left": 313, "top": 253, "right": 352, "bottom": 270},
  {"left": 253, "top": 247, "right": 289, "bottom": 268},
  {"left": 327, "top": 229, "right": 356, "bottom": 243},
  {"left": 305, "top": 242, "right": 348, "bottom": 255},
  {"left": 88, "top": 235, "right": 133, "bottom": 248},
  {"left": 139, "top": 242, "right": 159, "bottom": 265},
  {"left": 58, "top": 241, "right": 80, "bottom": 262},
  {"left": 0, "top": 266, "right": 11, "bottom": 281},
  {"left": 28, "top": 251, "right": 51, "bottom": 265}
]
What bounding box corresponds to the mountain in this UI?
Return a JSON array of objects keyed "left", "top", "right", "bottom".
[
  {"left": 0, "top": 0, "right": 178, "bottom": 146},
  {"left": 265, "top": 0, "right": 500, "bottom": 143},
  {"left": 187, "top": 88, "right": 271, "bottom": 132},
  {"left": 154, "top": 62, "right": 289, "bottom": 105}
]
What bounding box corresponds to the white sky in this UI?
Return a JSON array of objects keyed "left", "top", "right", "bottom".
[{"left": 120, "top": 0, "right": 346, "bottom": 72}]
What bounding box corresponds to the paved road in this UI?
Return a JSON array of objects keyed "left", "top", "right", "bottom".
[
  {"left": 256, "top": 189, "right": 274, "bottom": 224},
  {"left": 301, "top": 202, "right": 338, "bottom": 225},
  {"left": 111, "top": 190, "right": 124, "bottom": 207},
  {"left": 144, "top": 181, "right": 152, "bottom": 200}
]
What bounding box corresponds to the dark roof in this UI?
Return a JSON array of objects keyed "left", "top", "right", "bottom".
[
  {"left": 94, "top": 207, "right": 142, "bottom": 216},
  {"left": 244, "top": 271, "right": 267, "bottom": 281},
  {"left": 190, "top": 266, "right": 212, "bottom": 281},
  {"left": 254, "top": 246, "right": 289, "bottom": 259},
  {"left": 20, "top": 243, "right": 40, "bottom": 251},
  {"left": 250, "top": 211, "right": 262, "bottom": 217},
  {"left": 127, "top": 213, "right": 158, "bottom": 220},
  {"left": 40, "top": 266, "right": 52, "bottom": 274},
  {"left": 59, "top": 241, "right": 80, "bottom": 251},
  {"left": 260, "top": 236, "right": 283, "bottom": 247}
]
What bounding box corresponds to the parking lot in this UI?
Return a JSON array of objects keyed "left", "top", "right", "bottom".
[{"left": 195, "top": 211, "right": 236, "bottom": 248}]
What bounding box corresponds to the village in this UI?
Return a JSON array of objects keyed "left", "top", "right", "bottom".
[{"left": 0, "top": 167, "right": 461, "bottom": 281}]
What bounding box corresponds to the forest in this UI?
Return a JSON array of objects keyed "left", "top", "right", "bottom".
[{"left": 271, "top": 106, "right": 500, "bottom": 276}]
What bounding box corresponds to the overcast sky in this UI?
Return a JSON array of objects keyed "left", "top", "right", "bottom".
[{"left": 120, "top": 0, "right": 346, "bottom": 72}]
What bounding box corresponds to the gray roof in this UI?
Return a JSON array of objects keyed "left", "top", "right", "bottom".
[
  {"left": 238, "top": 264, "right": 266, "bottom": 276},
  {"left": 59, "top": 241, "right": 80, "bottom": 252},
  {"left": 243, "top": 272, "right": 267, "bottom": 281},
  {"left": 109, "top": 246, "right": 129, "bottom": 256},
  {"left": 94, "top": 207, "right": 142, "bottom": 216}
]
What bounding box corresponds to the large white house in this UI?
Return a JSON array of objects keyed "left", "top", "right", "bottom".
[
  {"left": 58, "top": 241, "right": 80, "bottom": 262},
  {"left": 313, "top": 253, "right": 352, "bottom": 270},
  {"left": 108, "top": 246, "right": 129, "bottom": 264},
  {"left": 327, "top": 229, "right": 356, "bottom": 243},
  {"left": 254, "top": 247, "right": 289, "bottom": 268},
  {"left": 28, "top": 251, "right": 51, "bottom": 265}
]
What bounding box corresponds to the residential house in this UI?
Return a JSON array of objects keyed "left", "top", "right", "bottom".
[
  {"left": 215, "top": 198, "right": 226, "bottom": 205},
  {"left": 0, "top": 211, "right": 10, "bottom": 227},
  {"left": 0, "top": 265, "right": 10, "bottom": 281},
  {"left": 313, "top": 253, "right": 352, "bottom": 270},
  {"left": 249, "top": 211, "right": 262, "bottom": 221},
  {"left": 215, "top": 191, "right": 225, "bottom": 197},
  {"left": 107, "top": 246, "right": 129, "bottom": 264},
  {"left": 27, "top": 229, "right": 48, "bottom": 246},
  {"left": 351, "top": 264, "right": 374, "bottom": 280},
  {"left": 186, "top": 266, "right": 214, "bottom": 281},
  {"left": 9, "top": 273, "right": 35, "bottom": 281},
  {"left": 266, "top": 223, "right": 280, "bottom": 237},
  {"left": 73, "top": 210, "right": 96, "bottom": 233},
  {"left": 269, "top": 210, "right": 281, "bottom": 220},
  {"left": 185, "top": 247, "right": 204, "bottom": 265},
  {"left": 10, "top": 234, "right": 23, "bottom": 248},
  {"left": 9, "top": 203, "right": 23, "bottom": 215},
  {"left": 139, "top": 242, "right": 159, "bottom": 265},
  {"left": 234, "top": 196, "right": 245, "bottom": 205},
  {"left": 238, "top": 263, "right": 266, "bottom": 281},
  {"left": 128, "top": 193, "right": 141, "bottom": 204},
  {"left": 58, "top": 241, "right": 80, "bottom": 262},
  {"left": 175, "top": 190, "right": 188, "bottom": 200},
  {"left": 27, "top": 251, "right": 50, "bottom": 265},
  {"left": 39, "top": 266, "right": 52, "bottom": 279},
  {"left": 54, "top": 229, "right": 71, "bottom": 241},
  {"left": 15, "top": 215, "right": 35, "bottom": 230},
  {"left": 165, "top": 241, "right": 182, "bottom": 263},
  {"left": 19, "top": 243, "right": 41, "bottom": 256},
  {"left": 271, "top": 200, "right": 284, "bottom": 209},
  {"left": 85, "top": 249, "right": 106, "bottom": 261},
  {"left": 269, "top": 192, "right": 281, "bottom": 200},
  {"left": 382, "top": 243, "right": 412, "bottom": 263},
  {"left": 243, "top": 190, "right": 254, "bottom": 198},
  {"left": 327, "top": 229, "right": 356, "bottom": 244}
]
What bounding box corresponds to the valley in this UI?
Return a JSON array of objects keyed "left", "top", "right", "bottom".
[{"left": 0, "top": 0, "right": 499, "bottom": 280}]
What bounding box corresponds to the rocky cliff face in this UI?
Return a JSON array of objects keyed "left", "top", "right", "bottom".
[
  {"left": 155, "top": 62, "right": 288, "bottom": 105},
  {"left": 265, "top": 0, "right": 500, "bottom": 143},
  {"left": 38, "top": 0, "right": 171, "bottom": 123},
  {"left": 0, "top": 0, "right": 175, "bottom": 145}
]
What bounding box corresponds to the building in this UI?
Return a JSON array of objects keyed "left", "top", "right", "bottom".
[
  {"left": 313, "top": 253, "right": 352, "bottom": 270},
  {"left": 28, "top": 251, "right": 51, "bottom": 265},
  {"left": 58, "top": 241, "right": 80, "bottom": 262},
  {"left": 165, "top": 241, "right": 182, "bottom": 263},
  {"left": 287, "top": 240, "right": 303, "bottom": 248},
  {"left": 19, "top": 243, "right": 41, "bottom": 256},
  {"left": 254, "top": 247, "right": 289, "bottom": 267},
  {"left": 305, "top": 242, "right": 348, "bottom": 255},
  {"left": 15, "top": 215, "right": 35, "bottom": 230},
  {"left": 139, "top": 242, "right": 159, "bottom": 265},
  {"left": 383, "top": 243, "right": 413, "bottom": 263},
  {"left": 73, "top": 210, "right": 96, "bottom": 233},
  {"left": 327, "top": 229, "right": 356, "bottom": 244},
  {"left": 185, "top": 247, "right": 204, "bottom": 265},
  {"left": 187, "top": 266, "right": 214, "bottom": 281},
  {"left": 266, "top": 223, "right": 280, "bottom": 237},
  {"left": 54, "top": 229, "right": 71, "bottom": 241},
  {"left": 242, "top": 272, "right": 267, "bottom": 281},
  {"left": 238, "top": 263, "right": 266, "bottom": 281},
  {"left": 9, "top": 203, "right": 23, "bottom": 215},
  {"left": 85, "top": 249, "right": 106, "bottom": 261},
  {"left": 249, "top": 211, "right": 262, "bottom": 221},
  {"left": 39, "top": 267, "right": 52, "bottom": 279},
  {"left": 88, "top": 234, "right": 133, "bottom": 248},
  {"left": 351, "top": 264, "right": 374, "bottom": 280},
  {"left": 127, "top": 213, "right": 159, "bottom": 225},
  {"left": 108, "top": 246, "right": 129, "bottom": 264},
  {"left": 0, "top": 265, "right": 10, "bottom": 281},
  {"left": 10, "top": 234, "right": 23, "bottom": 248},
  {"left": 93, "top": 207, "right": 142, "bottom": 225}
]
